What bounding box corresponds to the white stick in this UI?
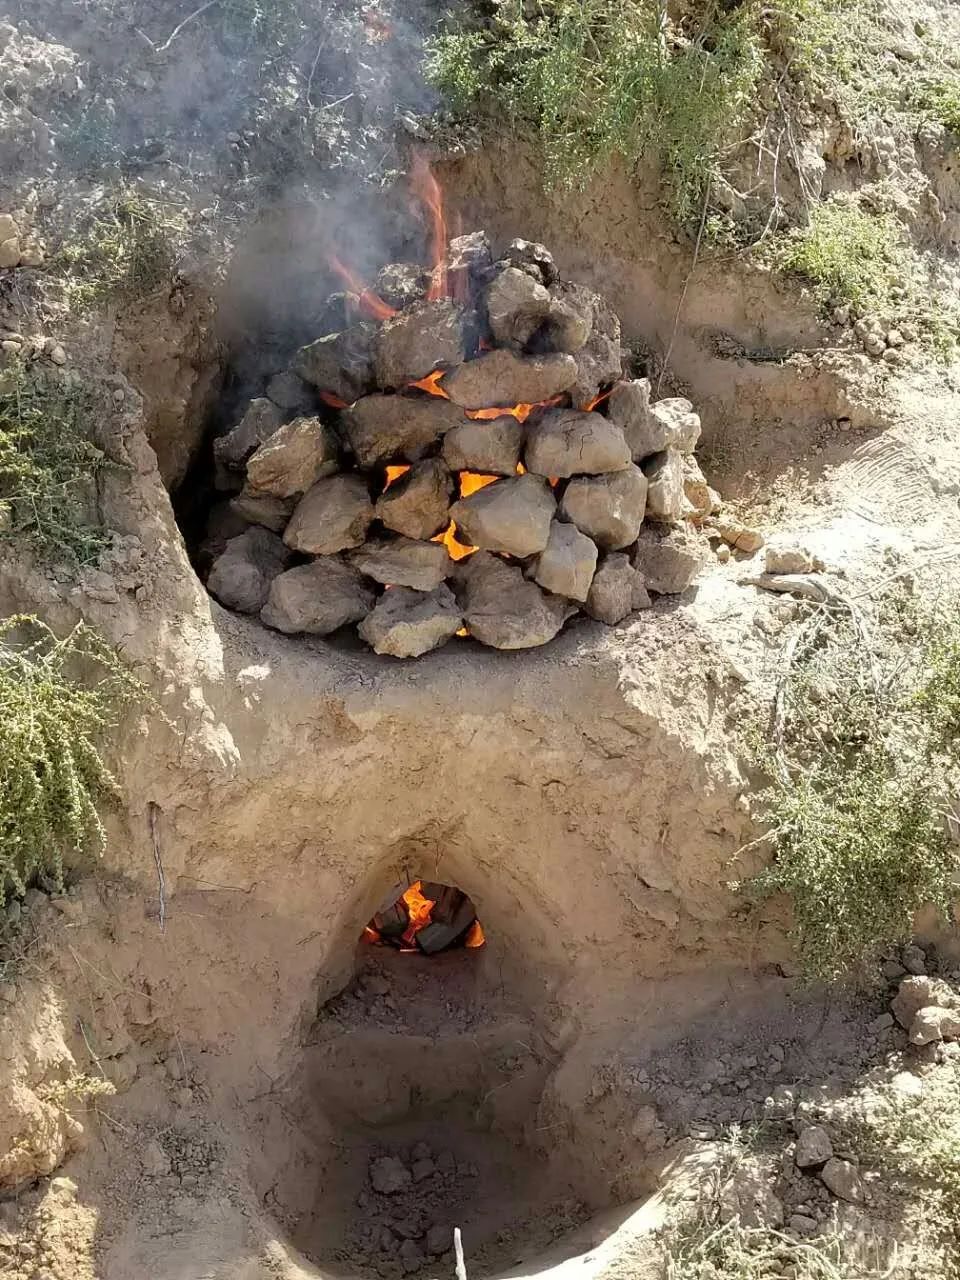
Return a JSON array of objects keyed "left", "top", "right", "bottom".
[{"left": 453, "top": 1228, "right": 467, "bottom": 1280}]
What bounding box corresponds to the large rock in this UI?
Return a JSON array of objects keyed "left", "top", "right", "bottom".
[
  {"left": 451, "top": 474, "right": 555, "bottom": 558},
  {"left": 525, "top": 408, "right": 630, "bottom": 478},
  {"left": 207, "top": 528, "right": 291, "bottom": 613},
  {"left": 559, "top": 465, "right": 647, "bottom": 550},
  {"left": 543, "top": 288, "right": 592, "bottom": 353},
  {"left": 375, "top": 459, "right": 455, "bottom": 540},
  {"left": 260, "top": 558, "right": 376, "bottom": 635},
  {"left": 373, "top": 300, "right": 466, "bottom": 388},
  {"left": 213, "top": 398, "right": 284, "bottom": 472},
  {"left": 349, "top": 536, "right": 452, "bottom": 591},
  {"left": 455, "top": 552, "right": 574, "bottom": 649},
  {"left": 375, "top": 262, "right": 430, "bottom": 309},
  {"left": 283, "top": 474, "right": 374, "bottom": 554},
  {"left": 485, "top": 267, "right": 552, "bottom": 347},
  {"left": 528, "top": 520, "right": 597, "bottom": 602},
  {"left": 358, "top": 584, "right": 462, "bottom": 658},
  {"left": 633, "top": 524, "right": 708, "bottom": 594},
  {"left": 442, "top": 416, "right": 524, "bottom": 475},
  {"left": 606, "top": 380, "right": 663, "bottom": 460},
  {"left": 820, "top": 1158, "right": 864, "bottom": 1205},
  {"left": 795, "top": 1126, "right": 833, "bottom": 1169},
  {"left": 503, "top": 238, "right": 558, "bottom": 286},
  {"left": 266, "top": 370, "right": 316, "bottom": 413},
  {"left": 246, "top": 417, "right": 339, "bottom": 498},
  {"left": 230, "top": 488, "right": 296, "bottom": 533},
  {"left": 295, "top": 323, "right": 377, "bottom": 403},
  {"left": 642, "top": 449, "right": 685, "bottom": 521},
  {"left": 341, "top": 395, "right": 464, "bottom": 467},
  {"left": 584, "top": 552, "right": 651, "bottom": 624},
  {"left": 908, "top": 1005, "right": 960, "bottom": 1045},
  {"left": 570, "top": 291, "right": 622, "bottom": 408},
  {"left": 892, "top": 975, "right": 959, "bottom": 1029},
  {"left": 649, "top": 397, "right": 702, "bottom": 454},
  {"left": 441, "top": 349, "right": 577, "bottom": 411}
]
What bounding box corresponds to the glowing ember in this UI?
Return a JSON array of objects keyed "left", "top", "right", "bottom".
[
  {"left": 432, "top": 521, "right": 476, "bottom": 561},
  {"left": 410, "top": 153, "right": 448, "bottom": 302},
  {"left": 326, "top": 252, "right": 396, "bottom": 321},
  {"left": 363, "top": 880, "right": 486, "bottom": 954},
  {"left": 400, "top": 881, "right": 435, "bottom": 947},
  {"left": 459, "top": 472, "right": 498, "bottom": 498},
  {"left": 409, "top": 368, "right": 450, "bottom": 398},
  {"left": 383, "top": 464, "right": 410, "bottom": 489},
  {"left": 464, "top": 920, "right": 485, "bottom": 947}
]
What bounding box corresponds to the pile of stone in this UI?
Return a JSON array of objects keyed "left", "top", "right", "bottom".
[
  {"left": 354, "top": 1146, "right": 469, "bottom": 1274},
  {"left": 202, "top": 233, "right": 718, "bottom": 658}
]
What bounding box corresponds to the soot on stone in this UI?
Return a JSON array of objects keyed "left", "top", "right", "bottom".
[
  {"left": 188, "top": 163, "right": 721, "bottom": 658},
  {"left": 363, "top": 880, "right": 485, "bottom": 955}
]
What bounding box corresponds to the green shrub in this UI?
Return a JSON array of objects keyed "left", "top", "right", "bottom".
[
  {"left": 739, "top": 597, "right": 960, "bottom": 981},
  {"left": 0, "top": 366, "right": 107, "bottom": 566},
  {"left": 0, "top": 616, "right": 148, "bottom": 903}
]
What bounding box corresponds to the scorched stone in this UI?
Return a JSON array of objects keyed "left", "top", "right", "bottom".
[
  {"left": 524, "top": 408, "right": 630, "bottom": 477},
  {"left": 559, "top": 464, "right": 647, "bottom": 550},
  {"left": 214, "top": 398, "right": 284, "bottom": 472},
  {"left": 283, "top": 474, "right": 374, "bottom": 554},
  {"left": 260, "top": 558, "right": 376, "bottom": 635},
  {"left": 485, "top": 266, "right": 552, "bottom": 347},
  {"left": 375, "top": 459, "right": 455, "bottom": 540},
  {"left": 295, "top": 322, "right": 376, "bottom": 403},
  {"left": 455, "top": 552, "right": 574, "bottom": 649},
  {"left": 246, "top": 417, "right": 339, "bottom": 498},
  {"left": 451, "top": 474, "right": 555, "bottom": 558},
  {"left": 503, "top": 238, "right": 558, "bottom": 286},
  {"left": 230, "top": 488, "right": 295, "bottom": 533},
  {"left": 341, "top": 395, "right": 465, "bottom": 467},
  {"left": 358, "top": 584, "right": 463, "bottom": 658},
  {"left": 441, "top": 349, "right": 577, "bottom": 411},
  {"left": 570, "top": 291, "right": 623, "bottom": 408},
  {"left": 584, "top": 552, "right": 651, "bottom": 624},
  {"left": 441, "top": 417, "right": 524, "bottom": 475},
  {"left": 375, "top": 262, "right": 430, "bottom": 309},
  {"left": 348, "top": 536, "right": 452, "bottom": 591},
  {"left": 373, "top": 299, "right": 466, "bottom": 388},
  {"left": 527, "top": 520, "right": 597, "bottom": 602},
  {"left": 207, "top": 528, "right": 291, "bottom": 614},
  {"left": 265, "top": 370, "right": 315, "bottom": 413}
]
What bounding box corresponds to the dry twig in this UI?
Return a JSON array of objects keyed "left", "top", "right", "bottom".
[{"left": 148, "top": 801, "right": 166, "bottom": 932}]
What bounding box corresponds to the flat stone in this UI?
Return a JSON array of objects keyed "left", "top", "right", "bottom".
[
  {"left": 266, "top": 370, "right": 316, "bottom": 412},
  {"left": 525, "top": 408, "right": 631, "bottom": 478},
  {"left": 559, "top": 465, "right": 647, "bottom": 550},
  {"left": 527, "top": 520, "right": 597, "bottom": 602},
  {"left": 485, "top": 267, "right": 551, "bottom": 347},
  {"left": 795, "top": 1126, "right": 833, "bottom": 1169},
  {"left": 892, "top": 975, "right": 958, "bottom": 1029},
  {"left": 349, "top": 537, "right": 452, "bottom": 591},
  {"left": 370, "top": 1156, "right": 412, "bottom": 1195},
  {"left": 246, "top": 416, "right": 339, "bottom": 498},
  {"left": 261, "top": 558, "right": 376, "bottom": 635},
  {"left": 375, "top": 458, "right": 455, "bottom": 540},
  {"left": 455, "top": 552, "right": 574, "bottom": 650},
  {"left": 820, "top": 1158, "right": 864, "bottom": 1204},
  {"left": 207, "top": 528, "right": 291, "bottom": 613},
  {"left": 584, "top": 552, "right": 650, "bottom": 624},
  {"left": 633, "top": 523, "right": 709, "bottom": 594},
  {"left": 642, "top": 449, "right": 685, "bottom": 521},
  {"left": 294, "top": 323, "right": 377, "bottom": 403},
  {"left": 213, "top": 398, "right": 284, "bottom": 472},
  {"left": 712, "top": 517, "right": 764, "bottom": 554},
  {"left": 765, "top": 540, "right": 815, "bottom": 575},
  {"left": 342, "top": 395, "right": 465, "bottom": 467},
  {"left": 358, "top": 584, "right": 462, "bottom": 658},
  {"left": 503, "top": 238, "right": 558, "bottom": 286},
  {"left": 373, "top": 300, "right": 466, "bottom": 389},
  {"left": 649, "top": 397, "right": 701, "bottom": 454},
  {"left": 909, "top": 1005, "right": 960, "bottom": 1045},
  {"left": 441, "top": 349, "right": 577, "bottom": 411},
  {"left": 229, "top": 488, "right": 296, "bottom": 533},
  {"left": 284, "top": 474, "right": 374, "bottom": 554},
  {"left": 451, "top": 474, "right": 555, "bottom": 558},
  {"left": 569, "top": 291, "right": 622, "bottom": 408},
  {"left": 442, "top": 416, "right": 524, "bottom": 475},
  {"left": 375, "top": 262, "right": 430, "bottom": 309}
]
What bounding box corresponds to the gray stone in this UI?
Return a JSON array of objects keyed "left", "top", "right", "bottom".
[
  {"left": 265, "top": 370, "right": 315, "bottom": 412},
  {"left": 649, "top": 397, "right": 701, "bottom": 454},
  {"left": 441, "top": 349, "right": 577, "bottom": 411},
  {"left": 795, "top": 1126, "right": 833, "bottom": 1169},
  {"left": 358, "top": 584, "right": 462, "bottom": 658},
  {"left": 559, "top": 465, "right": 647, "bottom": 550},
  {"left": 584, "top": 552, "right": 650, "bottom": 624},
  {"left": 633, "top": 524, "right": 709, "bottom": 594},
  {"left": 892, "top": 975, "right": 958, "bottom": 1029},
  {"left": 451, "top": 474, "right": 555, "bottom": 558},
  {"left": 349, "top": 537, "right": 452, "bottom": 591},
  {"left": 230, "top": 488, "right": 295, "bottom": 533},
  {"left": 765, "top": 540, "right": 815, "bottom": 575},
  {"left": 442, "top": 416, "right": 524, "bottom": 475},
  {"left": 213, "top": 398, "right": 284, "bottom": 472},
  {"left": 294, "top": 323, "right": 377, "bottom": 403},
  {"left": 425, "top": 1225, "right": 451, "bottom": 1256},
  {"left": 398, "top": 1239, "right": 425, "bottom": 1273},
  {"left": 246, "top": 417, "right": 339, "bottom": 498},
  {"left": 908, "top": 1005, "right": 960, "bottom": 1045},
  {"left": 375, "top": 262, "right": 430, "bottom": 309},
  {"left": 820, "top": 1158, "right": 864, "bottom": 1204},
  {"left": 868, "top": 1012, "right": 894, "bottom": 1033},
  {"left": 375, "top": 458, "right": 455, "bottom": 540},
  {"left": 606, "top": 380, "right": 662, "bottom": 460},
  {"left": 902, "top": 943, "right": 927, "bottom": 975},
  {"left": 446, "top": 231, "right": 493, "bottom": 281},
  {"left": 197, "top": 501, "right": 250, "bottom": 570},
  {"left": 411, "top": 1158, "right": 436, "bottom": 1182},
  {"left": 570, "top": 292, "right": 622, "bottom": 408},
  {"left": 373, "top": 300, "right": 466, "bottom": 389},
  {"left": 455, "top": 552, "right": 574, "bottom": 650},
  {"left": 543, "top": 283, "right": 593, "bottom": 353},
  {"left": 503, "top": 238, "right": 558, "bottom": 286},
  {"left": 342, "top": 395, "right": 465, "bottom": 468},
  {"left": 283, "top": 474, "right": 374, "bottom": 554},
  {"left": 642, "top": 449, "right": 685, "bottom": 521},
  {"left": 528, "top": 521, "right": 597, "bottom": 602},
  {"left": 261, "top": 559, "right": 376, "bottom": 635},
  {"left": 683, "top": 456, "right": 719, "bottom": 520},
  {"left": 525, "top": 408, "right": 631, "bottom": 478},
  {"left": 370, "top": 1156, "right": 412, "bottom": 1195},
  {"left": 485, "top": 267, "right": 551, "bottom": 347},
  {"left": 882, "top": 960, "right": 908, "bottom": 981},
  {"left": 789, "top": 1214, "right": 818, "bottom": 1234},
  {"left": 207, "top": 528, "right": 291, "bottom": 614}
]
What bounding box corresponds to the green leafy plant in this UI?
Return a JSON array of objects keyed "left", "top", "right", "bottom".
[
  {"left": 0, "top": 616, "right": 148, "bottom": 904},
  {"left": 0, "top": 366, "right": 107, "bottom": 565},
  {"left": 739, "top": 594, "right": 960, "bottom": 981}
]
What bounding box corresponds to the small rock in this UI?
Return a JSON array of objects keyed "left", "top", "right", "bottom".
[
  {"left": 525, "top": 408, "right": 630, "bottom": 478},
  {"left": 882, "top": 347, "right": 903, "bottom": 366},
  {"left": 370, "top": 1156, "right": 412, "bottom": 1195},
  {"left": 230, "top": 488, "right": 295, "bottom": 533},
  {"left": 892, "top": 974, "right": 957, "bottom": 1028},
  {"left": 881, "top": 960, "right": 907, "bottom": 981},
  {"left": 503, "top": 238, "right": 558, "bottom": 286},
  {"left": 295, "top": 322, "right": 377, "bottom": 403},
  {"left": 715, "top": 543, "right": 731, "bottom": 564},
  {"left": 207, "top": 528, "right": 291, "bottom": 614},
  {"left": 908, "top": 1005, "right": 960, "bottom": 1046},
  {"left": 570, "top": 290, "right": 622, "bottom": 407},
  {"left": 765, "top": 540, "right": 815, "bottom": 575},
  {"left": 246, "top": 416, "right": 340, "bottom": 499},
  {"left": 214, "top": 399, "right": 286, "bottom": 473},
  {"left": 648, "top": 397, "right": 701, "bottom": 454},
  {"left": 560, "top": 465, "right": 647, "bottom": 550},
  {"left": 863, "top": 332, "right": 886, "bottom": 357},
  {"left": 528, "top": 519, "right": 597, "bottom": 602},
  {"left": 682, "top": 455, "right": 717, "bottom": 519},
  {"left": 349, "top": 536, "right": 452, "bottom": 591},
  {"left": 633, "top": 524, "right": 709, "bottom": 594},
  {"left": 0, "top": 214, "right": 18, "bottom": 241},
  {"left": 451, "top": 473, "right": 555, "bottom": 558},
  {"left": 795, "top": 1125, "right": 833, "bottom": 1169},
  {"left": 789, "top": 1213, "right": 818, "bottom": 1235},
  {"left": 442, "top": 416, "right": 523, "bottom": 475},
  {"left": 411, "top": 1158, "right": 435, "bottom": 1182},
  {"left": 265, "top": 370, "right": 315, "bottom": 413},
  {"left": 283, "top": 474, "right": 374, "bottom": 555},
  {"left": 48, "top": 344, "right": 66, "bottom": 366},
  {"left": 261, "top": 559, "right": 376, "bottom": 635},
  {"left": 820, "top": 1158, "right": 864, "bottom": 1204},
  {"left": 712, "top": 518, "right": 764, "bottom": 554},
  {"left": 886, "top": 329, "right": 904, "bottom": 347},
  {"left": 584, "top": 552, "right": 650, "bottom": 624},
  {"left": 0, "top": 982, "right": 16, "bottom": 1005},
  {"left": 425, "top": 1224, "right": 451, "bottom": 1256},
  {"left": 398, "top": 1240, "right": 425, "bottom": 1273},
  {"left": 868, "top": 1012, "right": 894, "bottom": 1033},
  {"left": 376, "top": 262, "right": 430, "bottom": 310},
  {"left": 358, "top": 584, "right": 462, "bottom": 659},
  {"left": 0, "top": 237, "right": 21, "bottom": 269},
  {"left": 901, "top": 944, "right": 927, "bottom": 975},
  {"left": 375, "top": 458, "right": 455, "bottom": 540}
]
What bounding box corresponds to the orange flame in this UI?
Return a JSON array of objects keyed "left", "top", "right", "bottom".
[
  {"left": 433, "top": 521, "right": 476, "bottom": 561},
  {"left": 363, "top": 881, "right": 486, "bottom": 952},
  {"left": 327, "top": 252, "right": 397, "bottom": 321},
  {"left": 400, "top": 881, "right": 435, "bottom": 947},
  {"left": 409, "top": 368, "right": 450, "bottom": 398},
  {"left": 319, "top": 390, "right": 351, "bottom": 409},
  {"left": 584, "top": 388, "right": 612, "bottom": 412},
  {"left": 410, "top": 154, "right": 448, "bottom": 302},
  {"left": 464, "top": 920, "right": 485, "bottom": 947},
  {"left": 459, "top": 472, "right": 498, "bottom": 498},
  {"left": 383, "top": 464, "right": 411, "bottom": 489}
]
